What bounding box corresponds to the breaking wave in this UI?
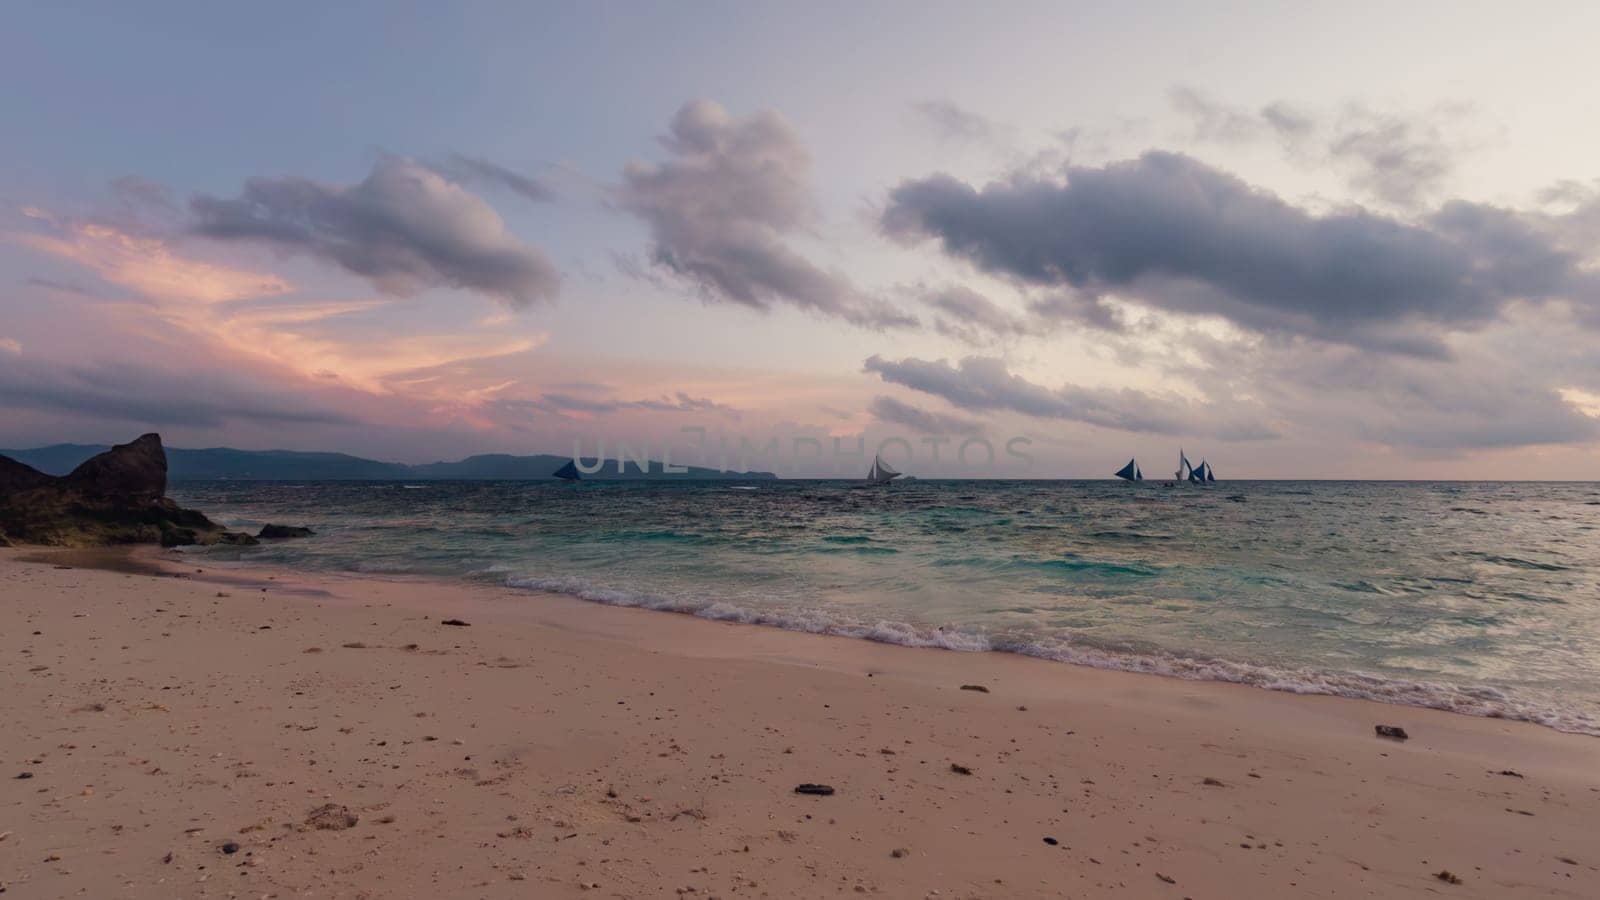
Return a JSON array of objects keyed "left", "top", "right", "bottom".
[{"left": 503, "top": 573, "right": 1599, "bottom": 737}]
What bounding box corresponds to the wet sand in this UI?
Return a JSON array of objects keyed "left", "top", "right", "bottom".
[{"left": 2, "top": 547, "right": 1597, "bottom": 898}]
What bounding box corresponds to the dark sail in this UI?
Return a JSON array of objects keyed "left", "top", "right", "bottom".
[
  {"left": 552, "top": 459, "right": 581, "bottom": 481},
  {"left": 867, "top": 455, "right": 901, "bottom": 484},
  {"left": 1114, "top": 458, "right": 1140, "bottom": 482}
]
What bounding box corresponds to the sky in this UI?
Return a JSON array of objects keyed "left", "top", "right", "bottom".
[{"left": 3, "top": 0, "right": 1600, "bottom": 477}]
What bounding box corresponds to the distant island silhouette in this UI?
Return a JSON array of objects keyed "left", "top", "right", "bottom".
[{"left": 0, "top": 443, "right": 778, "bottom": 482}]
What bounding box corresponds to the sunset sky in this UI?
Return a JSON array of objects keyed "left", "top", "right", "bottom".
[{"left": 4, "top": 1, "right": 1600, "bottom": 477}]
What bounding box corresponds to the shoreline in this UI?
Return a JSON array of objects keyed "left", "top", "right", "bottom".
[
  {"left": 169, "top": 540, "right": 1600, "bottom": 738},
  {"left": 117, "top": 546, "right": 1600, "bottom": 738},
  {"left": 4, "top": 546, "right": 1598, "bottom": 897}
]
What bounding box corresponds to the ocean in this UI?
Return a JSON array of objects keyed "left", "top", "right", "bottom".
[{"left": 168, "top": 479, "right": 1600, "bottom": 735}]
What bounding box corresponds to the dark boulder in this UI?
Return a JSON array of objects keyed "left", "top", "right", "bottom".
[
  {"left": 64, "top": 433, "right": 167, "bottom": 502},
  {"left": 0, "top": 434, "right": 254, "bottom": 547},
  {"left": 0, "top": 454, "right": 55, "bottom": 494},
  {"left": 258, "top": 524, "right": 315, "bottom": 539}
]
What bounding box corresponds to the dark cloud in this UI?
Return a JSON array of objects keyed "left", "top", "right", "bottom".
[
  {"left": 434, "top": 154, "right": 555, "bottom": 204},
  {"left": 0, "top": 355, "right": 354, "bottom": 428},
  {"left": 1259, "top": 102, "right": 1316, "bottom": 142},
  {"left": 883, "top": 151, "right": 1594, "bottom": 355},
  {"left": 868, "top": 395, "right": 983, "bottom": 435},
  {"left": 1024, "top": 292, "right": 1127, "bottom": 333},
  {"left": 914, "top": 284, "right": 1124, "bottom": 346},
  {"left": 624, "top": 392, "right": 740, "bottom": 420},
  {"left": 23, "top": 277, "right": 95, "bottom": 297},
  {"left": 864, "top": 354, "right": 1278, "bottom": 441},
  {"left": 921, "top": 285, "right": 1033, "bottom": 345},
  {"left": 191, "top": 156, "right": 561, "bottom": 308},
  {"left": 618, "top": 100, "right": 915, "bottom": 329}
]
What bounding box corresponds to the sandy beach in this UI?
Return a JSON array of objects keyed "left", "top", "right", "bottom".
[{"left": 2, "top": 547, "right": 1597, "bottom": 899}]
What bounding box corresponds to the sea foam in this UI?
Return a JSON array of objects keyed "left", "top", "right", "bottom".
[{"left": 503, "top": 572, "right": 1599, "bottom": 736}]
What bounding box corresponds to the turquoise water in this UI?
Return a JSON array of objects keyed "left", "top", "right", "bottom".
[{"left": 169, "top": 480, "right": 1600, "bottom": 734}]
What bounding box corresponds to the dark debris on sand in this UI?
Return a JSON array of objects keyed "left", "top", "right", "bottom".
[
  {"left": 1375, "top": 725, "right": 1409, "bottom": 741},
  {"left": 793, "top": 783, "right": 834, "bottom": 796},
  {"left": 305, "top": 803, "right": 359, "bottom": 830}
]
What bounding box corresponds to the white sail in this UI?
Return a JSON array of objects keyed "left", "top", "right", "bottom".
[{"left": 1175, "top": 448, "right": 1192, "bottom": 481}]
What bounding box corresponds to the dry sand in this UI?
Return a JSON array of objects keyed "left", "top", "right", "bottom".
[{"left": 2, "top": 547, "right": 1597, "bottom": 898}]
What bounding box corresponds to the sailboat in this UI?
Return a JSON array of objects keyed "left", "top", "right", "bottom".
[
  {"left": 866, "top": 454, "right": 902, "bottom": 485},
  {"left": 552, "top": 459, "right": 581, "bottom": 482},
  {"left": 1114, "top": 458, "right": 1143, "bottom": 482},
  {"left": 1173, "top": 449, "right": 1218, "bottom": 485}
]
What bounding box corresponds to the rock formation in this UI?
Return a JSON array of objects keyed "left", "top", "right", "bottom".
[{"left": 0, "top": 434, "right": 256, "bottom": 547}]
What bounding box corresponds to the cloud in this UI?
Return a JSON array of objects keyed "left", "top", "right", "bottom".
[
  {"left": 618, "top": 99, "right": 915, "bottom": 329},
  {"left": 921, "top": 284, "right": 1034, "bottom": 344},
  {"left": 191, "top": 156, "right": 560, "bottom": 308},
  {"left": 22, "top": 276, "right": 95, "bottom": 297},
  {"left": 1170, "top": 328, "right": 1600, "bottom": 451},
  {"left": 883, "top": 151, "right": 1597, "bottom": 355},
  {"left": 1325, "top": 107, "right": 1466, "bottom": 209},
  {"left": 10, "top": 210, "right": 291, "bottom": 304},
  {"left": 0, "top": 354, "right": 354, "bottom": 427},
  {"left": 1354, "top": 365, "right": 1599, "bottom": 450},
  {"left": 911, "top": 99, "right": 1004, "bottom": 144},
  {"left": 500, "top": 389, "right": 742, "bottom": 421},
  {"left": 868, "top": 395, "right": 982, "bottom": 435},
  {"left": 0, "top": 338, "right": 20, "bottom": 355},
  {"left": 1168, "top": 87, "right": 1265, "bottom": 144},
  {"left": 864, "top": 354, "right": 1278, "bottom": 441},
  {"left": 110, "top": 175, "right": 177, "bottom": 213},
  {"left": 1259, "top": 102, "right": 1316, "bottom": 142},
  {"left": 1024, "top": 291, "right": 1127, "bottom": 333},
  {"left": 912, "top": 283, "right": 1125, "bottom": 346},
  {"left": 1168, "top": 88, "right": 1480, "bottom": 208},
  {"left": 433, "top": 154, "right": 555, "bottom": 204}
]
